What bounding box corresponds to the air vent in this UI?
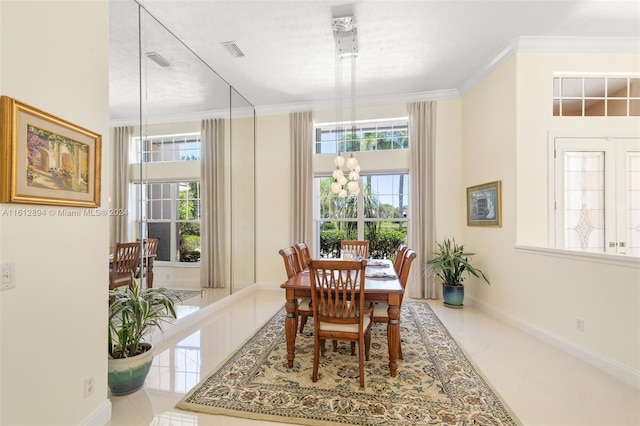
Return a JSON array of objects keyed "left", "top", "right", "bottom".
[
  {"left": 146, "top": 52, "right": 171, "bottom": 68},
  {"left": 221, "top": 41, "right": 245, "bottom": 58}
]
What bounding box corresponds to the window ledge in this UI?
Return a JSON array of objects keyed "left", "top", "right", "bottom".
[{"left": 514, "top": 245, "right": 640, "bottom": 268}]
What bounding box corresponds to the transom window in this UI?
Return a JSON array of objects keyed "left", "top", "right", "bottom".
[
  {"left": 314, "top": 118, "right": 408, "bottom": 154},
  {"left": 134, "top": 133, "right": 201, "bottom": 163},
  {"left": 553, "top": 75, "right": 640, "bottom": 117}
]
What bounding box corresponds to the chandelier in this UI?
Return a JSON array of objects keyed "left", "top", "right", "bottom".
[{"left": 330, "top": 15, "right": 360, "bottom": 198}]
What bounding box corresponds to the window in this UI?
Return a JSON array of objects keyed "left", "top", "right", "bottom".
[
  {"left": 315, "top": 118, "right": 408, "bottom": 154},
  {"left": 135, "top": 133, "right": 201, "bottom": 163},
  {"left": 315, "top": 173, "right": 408, "bottom": 258},
  {"left": 553, "top": 136, "right": 640, "bottom": 256},
  {"left": 553, "top": 75, "right": 640, "bottom": 117},
  {"left": 136, "top": 181, "right": 201, "bottom": 263}
]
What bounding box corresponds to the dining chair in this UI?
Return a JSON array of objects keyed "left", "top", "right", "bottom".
[
  {"left": 340, "top": 240, "right": 369, "bottom": 259},
  {"left": 109, "top": 242, "right": 141, "bottom": 290},
  {"left": 370, "top": 248, "right": 416, "bottom": 360},
  {"left": 279, "top": 247, "right": 312, "bottom": 333},
  {"left": 294, "top": 242, "right": 311, "bottom": 272},
  {"left": 308, "top": 258, "right": 373, "bottom": 388},
  {"left": 136, "top": 238, "right": 159, "bottom": 288},
  {"left": 393, "top": 244, "right": 408, "bottom": 275}
]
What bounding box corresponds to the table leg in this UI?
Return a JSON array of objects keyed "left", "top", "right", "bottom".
[
  {"left": 284, "top": 295, "right": 298, "bottom": 369},
  {"left": 387, "top": 301, "right": 400, "bottom": 377}
]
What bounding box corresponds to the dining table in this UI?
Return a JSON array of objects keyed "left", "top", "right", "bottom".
[{"left": 280, "top": 258, "right": 404, "bottom": 377}]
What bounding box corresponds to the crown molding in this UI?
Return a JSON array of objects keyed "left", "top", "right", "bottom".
[{"left": 458, "top": 36, "right": 640, "bottom": 95}]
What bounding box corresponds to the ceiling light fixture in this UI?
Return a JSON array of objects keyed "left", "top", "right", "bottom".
[
  {"left": 331, "top": 15, "right": 360, "bottom": 198},
  {"left": 221, "top": 41, "right": 245, "bottom": 58},
  {"left": 146, "top": 52, "right": 171, "bottom": 68}
]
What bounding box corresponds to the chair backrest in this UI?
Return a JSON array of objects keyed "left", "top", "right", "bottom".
[
  {"left": 393, "top": 244, "right": 408, "bottom": 275},
  {"left": 110, "top": 242, "right": 141, "bottom": 289},
  {"left": 137, "top": 238, "right": 159, "bottom": 266},
  {"left": 397, "top": 249, "right": 416, "bottom": 289},
  {"left": 294, "top": 242, "right": 311, "bottom": 271},
  {"left": 308, "top": 259, "right": 367, "bottom": 326},
  {"left": 340, "top": 240, "right": 369, "bottom": 259},
  {"left": 279, "top": 246, "right": 301, "bottom": 279}
]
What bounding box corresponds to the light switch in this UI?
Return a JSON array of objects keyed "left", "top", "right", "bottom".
[{"left": 1, "top": 263, "right": 15, "bottom": 290}]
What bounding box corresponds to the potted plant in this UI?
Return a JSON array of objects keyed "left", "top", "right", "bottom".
[
  {"left": 426, "top": 238, "right": 490, "bottom": 308},
  {"left": 108, "top": 276, "right": 181, "bottom": 395}
]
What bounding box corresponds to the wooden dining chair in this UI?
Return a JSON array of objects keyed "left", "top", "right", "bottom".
[
  {"left": 340, "top": 240, "right": 369, "bottom": 259},
  {"left": 109, "top": 242, "right": 141, "bottom": 290},
  {"left": 309, "top": 258, "right": 373, "bottom": 388},
  {"left": 136, "top": 238, "right": 159, "bottom": 288},
  {"left": 294, "top": 242, "right": 311, "bottom": 272},
  {"left": 370, "top": 249, "right": 416, "bottom": 360},
  {"left": 393, "top": 244, "right": 408, "bottom": 275},
  {"left": 279, "top": 247, "right": 312, "bottom": 334}
]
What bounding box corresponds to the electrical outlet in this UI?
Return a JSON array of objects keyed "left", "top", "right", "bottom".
[
  {"left": 1, "top": 263, "right": 15, "bottom": 290},
  {"left": 84, "top": 374, "right": 95, "bottom": 398},
  {"left": 576, "top": 318, "right": 584, "bottom": 332}
]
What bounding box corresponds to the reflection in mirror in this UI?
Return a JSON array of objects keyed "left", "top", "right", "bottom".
[{"left": 109, "top": 1, "right": 255, "bottom": 311}]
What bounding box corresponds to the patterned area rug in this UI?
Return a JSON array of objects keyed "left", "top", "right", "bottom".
[
  {"left": 166, "top": 289, "right": 201, "bottom": 301},
  {"left": 176, "top": 301, "right": 521, "bottom": 425}
]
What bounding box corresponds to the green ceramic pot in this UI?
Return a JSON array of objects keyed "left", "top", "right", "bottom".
[
  {"left": 108, "top": 343, "right": 154, "bottom": 396},
  {"left": 443, "top": 284, "right": 464, "bottom": 308}
]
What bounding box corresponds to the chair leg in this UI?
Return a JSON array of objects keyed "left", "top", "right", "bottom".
[
  {"left": 320, "top": 339, "right": 327, "bottom": 356},
  {"left": 333, "top": 340, "right": 338, "bottom": 352},
  {"left": 398, "top": 339, "right": 403, "bottom": 360},
  {"left": 365, "top": 331, "right": 371, "bottom": 361},
  {"left": 298, "top": 314, "right": 308, "bottom": 333},
  {"left": 312, "top": 337, "right": 320, "bottom": 382},
  {"left": 350, "top": 341, "right": 356, "bottom": 356},
  {"left": 358, "top": 337, "right": 365, "bottom": 388}
]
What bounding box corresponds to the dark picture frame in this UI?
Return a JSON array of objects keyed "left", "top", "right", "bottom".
[
  {"left": 0, "top": 96, "right": 101, "bottom": 207},
  {"left": 467, "top": 180, "right": 501, "bottom": 227}
]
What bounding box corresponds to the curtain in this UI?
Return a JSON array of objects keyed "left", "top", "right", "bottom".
[
  {"left": 200, "top": 118, "right": 226, "bottom": 288},
  {"left": 290, "top": 111, "right": 314, "bottom": 250},
  {"left": 407, "top": 101, "right": 438, "bottom": 299},
  {"left": 110, "top": 126, "right": 131, "bottom": 250}
]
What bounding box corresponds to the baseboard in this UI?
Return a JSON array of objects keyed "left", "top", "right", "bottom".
[
  {"left": 468, "top": 296, "right": 640, "bottom": 390},
  {"left": 81, "top": 399, "right": 111, "bottom": 426}
]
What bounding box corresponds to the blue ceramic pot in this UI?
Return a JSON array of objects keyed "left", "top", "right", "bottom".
[
  {"left": 108, "top": 343, "right": 154, "bottom": 395},
  {"left": 443, "top": 284, "right": 464, "bottom": 308}
]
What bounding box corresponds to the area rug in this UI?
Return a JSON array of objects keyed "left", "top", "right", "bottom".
[
  {"left": 166, "top": 289, "right": 201, "bottom": 301},
  {"left": 176, "top": 301, "right": 521, "bottom": 425}
]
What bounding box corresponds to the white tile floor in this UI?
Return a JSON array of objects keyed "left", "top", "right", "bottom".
[{"left": 108, "top": 289, "right": 640, "bottom": 426}]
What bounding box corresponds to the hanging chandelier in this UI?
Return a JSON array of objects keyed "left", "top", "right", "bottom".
[{"left": 330, "top": 15, "right": 360, "bottom": 198}]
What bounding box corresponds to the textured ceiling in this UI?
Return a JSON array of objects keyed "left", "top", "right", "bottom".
[{"left": 109, "top": 0, "right": 640, "bottom": 123}]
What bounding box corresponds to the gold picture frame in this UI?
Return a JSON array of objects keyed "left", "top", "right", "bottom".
[
  {"left": 467, "top": 180, "right": 501, "bottom": 227},
  {"left": 0, "top": 96, "right": 101, "bottom": 207}
]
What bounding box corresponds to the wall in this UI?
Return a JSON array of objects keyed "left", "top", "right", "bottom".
[
  {"left": 0, "top": 1, "right": 110, "bottom": 425},
  {"left": 461, "top": 52, "right": 640, "bottom": 384}
]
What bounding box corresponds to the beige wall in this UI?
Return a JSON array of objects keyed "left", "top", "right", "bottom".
[
  {"left": 461, "top": 52, "right": 640, "bottom": 379},
  {"left": 0, "top": 1, "right": 110, "bottom": 424}
]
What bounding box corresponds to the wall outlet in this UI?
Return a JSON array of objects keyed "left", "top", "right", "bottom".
[
  {"left": 1, "top": 263, "right": 15, "bottom": 291},
  {"left": 84, "top": 374, "right": 95, "bottom": 398},
  {"left": 576, "top": 318, "right": 584, "bottom": 332}
]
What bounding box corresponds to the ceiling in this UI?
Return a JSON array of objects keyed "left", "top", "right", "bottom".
[{"left": 108, "top": 0, "right": 640, "bottom": 123}]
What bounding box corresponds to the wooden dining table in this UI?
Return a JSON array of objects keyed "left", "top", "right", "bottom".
[{"left": 280, "top": 259, "right": 404, "bottom": 377}]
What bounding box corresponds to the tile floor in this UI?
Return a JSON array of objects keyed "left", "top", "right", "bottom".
[{"left": 108, "top": 289, "right": 640, "bottom": 426}]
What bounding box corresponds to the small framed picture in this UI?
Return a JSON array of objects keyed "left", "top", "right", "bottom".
[
  {"left": 467, "top": 180, "right": 501, "bottom": 227},
  {"left": 0, "top": 96, "right": 101, "bottom": 207}
]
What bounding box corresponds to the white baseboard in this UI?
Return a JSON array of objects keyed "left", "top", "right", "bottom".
[
  {"left": 81, "top": 399, "right": 111, "bottom": 426},
  {"left": 468, "top": 296, "right": 640, "bottom": 390}
]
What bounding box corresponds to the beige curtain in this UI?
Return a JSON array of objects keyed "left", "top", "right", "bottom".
[
  {"left": 290, "top": 111, "right": 314, "bottom": 251},
  {"left": 407, "top": 101, "right": 438, "bottom": 299},
  {"left": 110, "top": 126, "right": 131, "bottom": 250},
  {"left": 200, "top": 118, "right": 226, "bottom": 288}
]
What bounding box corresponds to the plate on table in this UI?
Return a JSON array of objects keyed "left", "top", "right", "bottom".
[{"left": 366, "top": 260, "right": 389, "bottom": 267}]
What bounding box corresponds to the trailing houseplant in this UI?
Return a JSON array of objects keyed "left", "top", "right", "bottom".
[
  {"left": 108, "top": 276, "right": 181, "bottom": 395},
  {"left": 426, "top": 238, "right": 489, "bottom": 308}
]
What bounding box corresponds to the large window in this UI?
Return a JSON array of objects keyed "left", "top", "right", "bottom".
[
  {"left": 136, "top": 181, "right": 201, "bottom": 263},
  {"left": 553, "top": 75, "right": 640, "bottom": 117},
  {"left": 135, "top": 133, "right": 201, "bottom": 163},
  {"left": 553, "top": 136, "right": 640, "bottom": 256}
]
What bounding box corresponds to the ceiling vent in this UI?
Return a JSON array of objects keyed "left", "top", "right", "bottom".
[
  {"left": 146, "top": 52, "right": 171, "bottom": 67},
  {"left": 221, "top": 41, "right": 245, "bottom": 58}
]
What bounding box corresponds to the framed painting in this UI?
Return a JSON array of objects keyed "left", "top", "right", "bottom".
[
  {"left": 0, "top": 96, "right": 101, "bottom": 207},
  {"left": 467, "top": 180, "right": 501, "bottom": 227}
]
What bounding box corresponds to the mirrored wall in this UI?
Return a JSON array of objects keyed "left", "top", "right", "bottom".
[{"left": 110, "top": 1, "right": 256, "bottom": 299}]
